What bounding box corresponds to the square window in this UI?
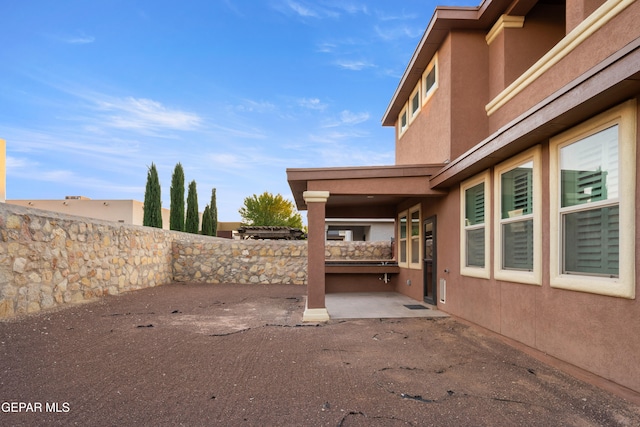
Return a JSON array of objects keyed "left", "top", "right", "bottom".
[
  {"left": 422, "top": 54, "right": 438, "bottom": 106},
  {"left": 399, "top": 103, "right": 409, "bottom": 137},
  {"left": 411, "top": 91, "right": 420, "bottom": 115},
  {"left": 410, "top": 84, "right": 421, "bottom": 121}
]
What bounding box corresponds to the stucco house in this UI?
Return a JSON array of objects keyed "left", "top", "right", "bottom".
[{"left": 288, "top": 0, "right": 640, "bottom": 397}]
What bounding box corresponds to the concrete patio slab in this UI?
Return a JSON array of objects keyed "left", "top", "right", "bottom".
[{"left": 325, "top": 292, "right": 449, "bottom": 319}]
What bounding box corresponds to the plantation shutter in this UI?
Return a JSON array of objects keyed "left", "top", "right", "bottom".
[
  {"left": 502, "top": 167, "right": 533, "bottom": 270},
  {"left": 561, "top": 126, "right": 619, "bottom": 277},
  {"left": 465, "top": 183, "right": 485, "bottom": 267}
]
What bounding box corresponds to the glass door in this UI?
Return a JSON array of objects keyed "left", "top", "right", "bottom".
[{"left": 423, "top": 216, "right": 437, "bottom": 305}]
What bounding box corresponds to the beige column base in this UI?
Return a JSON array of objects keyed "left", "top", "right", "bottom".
[{"left": 302, "top": 302, "right": 330, "bottom": 322}]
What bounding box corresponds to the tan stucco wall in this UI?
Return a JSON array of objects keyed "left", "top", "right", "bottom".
[
  {"left": 395, "top": 36, "right": 452, "bottom": 165},
  {"left": 488, "top": 0, "right": 640, "bottom": 132},
  {"left": 394, "top": 101, "right": 640, "bottom": 394},
  {"left": 449, "top": 31, "right": 491, "bottom": 160}
]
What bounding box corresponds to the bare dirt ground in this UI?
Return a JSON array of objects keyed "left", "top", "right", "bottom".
[{"left": 1, "top": 283, "right": 639, "bottom": 426}]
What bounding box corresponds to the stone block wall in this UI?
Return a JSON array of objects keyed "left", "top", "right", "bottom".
[
  {"left": 0, "top": 203, "right": 395, "bottom": 319},
  {"left": 0, "top": 204, "right": 175, "bottom": 318},
  {"left": 325, "top": 240, "right": 393, "bottom": 260},
  {"left": 172, "top": 238, "right": 307, "bottom": 285}
]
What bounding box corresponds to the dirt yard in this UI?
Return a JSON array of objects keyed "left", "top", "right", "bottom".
[{"left": 1, "top": 283, "right": 639, "bottom": 426}]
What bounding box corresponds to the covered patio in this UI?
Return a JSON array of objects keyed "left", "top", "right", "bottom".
[{"left": 287, "top": 164, "right": 447, "bottom": 321}]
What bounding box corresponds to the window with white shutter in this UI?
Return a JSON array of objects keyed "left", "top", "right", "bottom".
[
  {"left": 550, "top": 100, "right": 636, "bottom": 298},
  {"left": 461, "top": 171, "right": 491, "bottom": 278},
  {"left": 494, "top": 146, "right": 542, "bottom": 285},
  {"left": 559, "top": 125, "right": 618, "bottom": 277}
]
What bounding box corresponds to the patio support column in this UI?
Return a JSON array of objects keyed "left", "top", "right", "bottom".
[{"left": 302, "top": 190, "right": 330, "bottom": 322}]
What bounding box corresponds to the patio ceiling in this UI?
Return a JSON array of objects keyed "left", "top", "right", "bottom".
[{"left": 286, "top": 164, "right": 447, "bottom": 218}]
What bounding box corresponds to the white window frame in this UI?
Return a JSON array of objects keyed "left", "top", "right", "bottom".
[
  {"left": 422, "top": 53, "right": 438, "bottom": 107},
  {"left": 549, "top": 100, "right": 636, "bottom": 298},
  {"left": 409, "top": 204, "right": 422, "bottom": 269},
  {"left": 493, "top": 146, "right": 542, "bottom": 285},
  {"left": 398, "top": 204, "right": 422, "bottom": 270},
  {"left": 460, "top": 170, "right": 491, "bottom": 279},
  {"left": 398, "top": 210, "right": 408, "bottom": 268},
  {"left": 409, "top": 81, "right": 421, "bottom": 123},
  {"left": 398, "top": 102, "right": 409, "bottom": 138}
]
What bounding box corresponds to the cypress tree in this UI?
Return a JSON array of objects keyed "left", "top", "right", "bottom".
[
  {"left": 169, "top": 162, "right": 185, "bottom": 231},
  {"left": 202, "top": 205, "right": 212, "bottom": 236},
  {"left": 185, "top": 180, "right": 199, "bottom": 234},
  {"left": 210, "top": 188, "right": 218, "bottom": 237},
  {"left": 143, "top": 163, "right": 162, "bottom": 228}
]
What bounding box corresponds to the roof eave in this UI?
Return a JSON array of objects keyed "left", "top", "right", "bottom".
[{"left": 381, "top": 0, "right": 512, "bottom": 127}]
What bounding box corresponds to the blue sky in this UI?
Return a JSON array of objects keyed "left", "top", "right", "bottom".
[{"left": 1, "top": 0, "right": 475, "bottom": 222}]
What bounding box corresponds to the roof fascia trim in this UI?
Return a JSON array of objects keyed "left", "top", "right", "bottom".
[{"left": 381, "top": 1, "right": 498, "bottom": 126}]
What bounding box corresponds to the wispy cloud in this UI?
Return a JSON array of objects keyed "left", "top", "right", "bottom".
[
  {"left": 316, "top": 42, "right": 337, "bottom": 53},
  {"left": 285, "top": 0, "right": 319, "bottom": 18},
  {"left": 331, "top": 2, "right": 369, "bottom": 15},
  {"left": 374, "top": 10, "right": 419, "bottom": 21},
  {"left": 234, "top": 99, "right": 276, "bottom": 114},
  {"left": 276, "top": 0, "right": 341, "bottom": 19},
  {"left": 66, "top": 35, "right": 95, "bottom": 44},
  {"left": 334, "top": 59, "right": 375, "bottom": 71},
  {"left": 6, "top": 156, "right": 30, "bottom": 170},
  {"left": 374, "top": 24, "right": 423, "bottom": 41},
  {"left": 207, "top": 123, "right": 268, "bottom": 140},
  {"left": 322, "top": 110, "right": 370, "bottom": 127},
  {"left": 308, "top": 129, "right": 368, "bottom": 144},
  {"left": 52, "top": 31, "right": 96, "bottom": 45},
  {"left": 339, "top": 110, "right": 369, "bottom": 125},
  {"left": 298, "top": 97, "right": 327, "bottom": 111},
  {"left": 95, "top": 96, "right": 202, "bottom": 132}
]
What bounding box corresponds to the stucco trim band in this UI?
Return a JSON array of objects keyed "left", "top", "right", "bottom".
[
  {"left": 303, "top": 191, "right": 330, "bottom": 204},
  {"left": 485, "top": 0, "right": 635, "bottom": 116},
  {"left": 485, "top": 14, "right": 525, "bottom": 45}
]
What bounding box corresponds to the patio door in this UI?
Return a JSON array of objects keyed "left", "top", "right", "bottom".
[{"left": 423, "top": 216, "right": 437, "bottom": 305}]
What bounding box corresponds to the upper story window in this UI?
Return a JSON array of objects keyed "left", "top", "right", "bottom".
[
  {"left": 410, "top": 82, "right": 421, "bottom": 122},
  {"left": 422, "top": 54, "right": 438, "bottom": 106},
  {"left": 397, "top": 53, "right": 438, "bottom": 138},
  {"left": 549, "top": 100, "right": 636, "bottom": 298},
  {"left": 399, "top": 103, "right": 409, "bottom": 137}
]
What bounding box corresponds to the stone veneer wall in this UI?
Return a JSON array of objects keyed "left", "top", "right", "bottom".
[
  {"left": 172, "top": 238, "right": 308, "bottom": 285},
  {"left": 0, "top": 204, "right": 395, "bottom": 319},
  {"left": 325, "top": 240, "right": 393, "bottom": 260},
  {"left": 0, "top": 204, "right": 175, "bottom": 318}
]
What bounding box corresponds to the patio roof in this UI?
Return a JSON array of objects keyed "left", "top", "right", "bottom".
[{"left": 286, "top": 164, "right": 447, "bottom": 217}]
